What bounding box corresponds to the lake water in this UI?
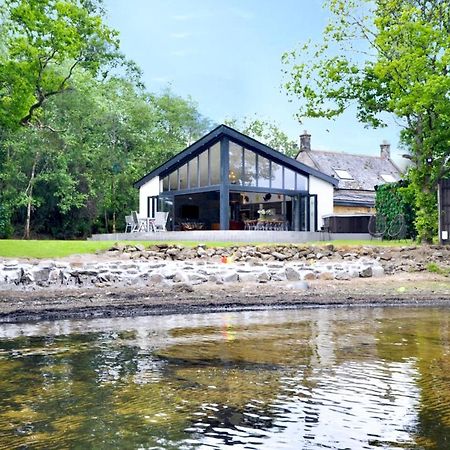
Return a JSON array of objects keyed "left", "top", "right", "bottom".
[{"left": 0, "top": 307, "right": 450, "bottom": 449}]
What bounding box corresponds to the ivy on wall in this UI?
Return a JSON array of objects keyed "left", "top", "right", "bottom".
[{"left": 375, "top": 182, "right": 417, "bottom": 239}]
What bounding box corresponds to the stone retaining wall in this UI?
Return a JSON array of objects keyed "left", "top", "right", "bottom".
[{"left": 1, "top": 243, "right": 448, "bottom": 291}]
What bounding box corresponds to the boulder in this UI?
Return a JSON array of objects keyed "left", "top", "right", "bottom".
[
  {"left": 257, "top": 272, "right": 271, "bottom": 283},
  {"left": 303, "top": 272, "right": 317, "bottom": 280},
  {"left": 173, "top": 272, "right": 189, "bottom": 283},
  {"left": 359, "top": 267, "right": 373, "bottom": 278},
  {"left": 222, "top": 271, "right": 239, "bottom": 283},
  {"left": 272, "top": 251, "right": 288, "bottom": 261},
  {"left": 285, "top": 267, "right": 301, "bottom": 281},
  {"left": 318, "top": 272, "right": 334, "bottom": 280}
]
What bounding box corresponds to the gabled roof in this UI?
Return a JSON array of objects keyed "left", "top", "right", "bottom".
[
  {"left": 134, "top": 124, "right": 338, "bottom": 188},
  {"left": 297, "top": 148, "right": 401, "bottom": 191}
]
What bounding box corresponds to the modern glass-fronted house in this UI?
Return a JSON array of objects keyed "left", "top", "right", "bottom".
[{"left": 134, "top": 125, "right": 337, "bottom": 231}]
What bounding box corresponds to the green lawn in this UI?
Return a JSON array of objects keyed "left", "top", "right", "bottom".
[{"left": 0, "top": 238, "right": 416, "bottom": 259}]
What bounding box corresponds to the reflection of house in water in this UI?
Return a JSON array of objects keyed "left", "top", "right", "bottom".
[{"left": 135, "top": 125, "right": 337, "bottom": 231}]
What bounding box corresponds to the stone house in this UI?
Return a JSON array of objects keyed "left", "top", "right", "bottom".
[{"left": 296, "top": 131, "right": 402, "bottom": 216}]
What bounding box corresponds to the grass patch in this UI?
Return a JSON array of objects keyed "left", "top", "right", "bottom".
[
  {"left": 426, "top": 262, "right": 450, "bottom": 277},
  {"left": 0, "top": 238, "right": 417, "bottom": 259}
]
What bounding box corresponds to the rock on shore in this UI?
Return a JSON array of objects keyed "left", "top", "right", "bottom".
[{"left": 1, "top": 243, "right": 449, "bottom": 292}]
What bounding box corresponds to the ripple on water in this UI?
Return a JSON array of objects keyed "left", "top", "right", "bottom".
[{"left": 0, "top": 307, "right": 450, "bottom": 449}]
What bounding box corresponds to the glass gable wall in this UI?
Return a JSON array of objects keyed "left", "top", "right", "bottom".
[
  {"left": 162, "top": 143, "right": 221, "bottom": 192},
  {"left": 228, "top": 140, "right": 307, "bottom": 191},
  {"left": 157, "top": 136, "right": 316, "bottom": 231}
]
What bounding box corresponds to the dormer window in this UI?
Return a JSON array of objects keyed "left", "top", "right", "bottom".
[
  {"left": 380, "top": 174, "right": 396, "bottom": 183},
  {"left": 334, "top": 169, "right": 353, "bottom": 180}
]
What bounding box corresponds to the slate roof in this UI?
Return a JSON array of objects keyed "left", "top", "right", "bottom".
[
  {"left": 297, "top": 149, "right": 401, "bottom": 190},
  {"left": 296, "top": 148, "right": 402, "bottom": 207}
]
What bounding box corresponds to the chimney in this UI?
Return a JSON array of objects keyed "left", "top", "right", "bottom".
[
  {"left": 380, "top": 140, "right": 390, "bottom": 159},
  {"left": 299, "top": 130, "right": 311, "bottom": 152}
]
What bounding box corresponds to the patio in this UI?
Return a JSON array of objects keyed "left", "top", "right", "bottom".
[{"left": 90, "top": 229, "right": 372, "bottom": 243}]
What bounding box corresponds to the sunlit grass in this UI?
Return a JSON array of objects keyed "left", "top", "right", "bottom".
[{"left": 0, "top": 238, "right": 417, "bottom": 259}]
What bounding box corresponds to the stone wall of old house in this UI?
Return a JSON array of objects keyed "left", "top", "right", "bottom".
[{"left": 334, "top": 205, "right": 374, "bottom": 214}]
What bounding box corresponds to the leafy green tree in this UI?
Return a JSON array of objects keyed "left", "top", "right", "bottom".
[
  {"left": 283, "top": 0, "right": 450, "bottom": 242},
  {"left": 0, "top": 0, "right": 119, "bottom": 129},
  {"left": 0, "top": 73, "right": 212, "bottom": 237},
  {"left": 225, "top": 117, "right": 298, "bottom": 157},
  {"left": 0, "top": 0, "right": 120, "bottom": 238}
]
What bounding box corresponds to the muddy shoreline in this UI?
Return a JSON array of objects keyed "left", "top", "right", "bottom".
[{"left": 1, "top": 272, "right": 449, "bottom": 323}]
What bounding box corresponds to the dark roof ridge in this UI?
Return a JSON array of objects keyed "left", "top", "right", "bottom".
[{"left": 306, "top": 148, "right": 392, "bottom": 160}]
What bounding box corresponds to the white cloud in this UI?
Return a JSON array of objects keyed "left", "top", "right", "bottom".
[
  {"left": 172, "top": 12, "right": 212, "bottom": 21},
  {"left": 171, "top": 49, "right": 195, "bottom": 57},
  {"left": 229, "top": 7, "right": 254, "bottom": 20},
  {"left": 170, "top": 32, "right": 191, "bottom": 39}
]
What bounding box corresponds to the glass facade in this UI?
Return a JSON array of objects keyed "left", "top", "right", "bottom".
[
  {"left": 229, "top": 142, "right": 243, "bottom": 185},
  {"left": 178, "top": 164, "right": 188, "bottom": 190},
  {"left": 199, "top": 150, "right": 209, "bottom": 187},
  {"left": 243, "top": 149, "right": 257, "bottom": 186},
  {"left": 161, "top": 139, "right": 309, "bottom": 193},
  {"left": 152, "top": 136, "right": 324, "bottom": 231},
  {"left": 209, "top": 143, "right": 221, "bottom": 185},
  {"left": 271, "top": 162, "right": 283, "bottom": 189}
]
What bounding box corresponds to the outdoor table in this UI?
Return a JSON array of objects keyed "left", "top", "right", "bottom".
[{"left": 139, "top": 218, "right": 156, "bottom": 232}]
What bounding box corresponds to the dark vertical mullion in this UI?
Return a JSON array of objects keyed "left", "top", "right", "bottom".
[
  {"left": 255, "top": 154, "right": 259, "bottom": 187},
  {"left": 207, "top": 147, "right": 211, "bottom": 186},
  {"left": 220, "top": 137, "right": 230, "bottom": 230},
  {"left": 187, "top": 160, "right": 190, "bottom": 189},
  {"left": 306, "top": 195, "right": 310, "bottom": 231},
  {"left": 269, "top": 161, "right": 272, "bottom": 189},
  {"left": 196, "top": 156, "right": 200, "bottom": 187},
  {"left": 282, "top": 166, "right": 285, "bottom": 190},
  {"left": 241, "top": 146, "right": 244, "bottom": 186}
]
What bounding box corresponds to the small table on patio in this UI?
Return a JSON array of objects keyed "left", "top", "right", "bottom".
[{"left": 138, "top": 218, "right": 156, "bottom": 232}]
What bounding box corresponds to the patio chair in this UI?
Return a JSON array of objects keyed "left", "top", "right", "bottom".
[
  {"left": 154, "top": 211, "right": 169, "bottom": 232},
  {"left": 131, "top": 211, "right": 145, "bottom": 232},
  {"left": 125, "top": 215, "right": 133, "bottom": 233}
]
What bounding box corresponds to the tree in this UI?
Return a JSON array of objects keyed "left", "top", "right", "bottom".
[
  {"left": 283, "top": 0, "right": 450, "bottom": 242},
  {"left": 0, "top": 73, "right": 212, "bottom": 237},
  {"left": 0, "top": 0, "right": 119, "bottom": 129},
  {"left": 225, "top": 117, "right": 298, "bottom": 157},
  {"left": 0, "top": 0, "right": 120, "bottom": 238}
]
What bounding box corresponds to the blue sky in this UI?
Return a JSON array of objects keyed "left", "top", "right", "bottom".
[{"left": 105, "top": 0, "right": 403, "bottom": 165}]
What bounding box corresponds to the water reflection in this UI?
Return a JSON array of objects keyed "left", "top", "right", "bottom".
[{"left": 0, "top": 308, "right": 449, "bottom": 449}]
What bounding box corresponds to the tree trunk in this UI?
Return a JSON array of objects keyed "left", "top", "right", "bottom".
[
  {"left": 24, "top": 153, "right": 39, "bottom": 240},
  {"left": 104, "top": 210, "right": 109, "bottom": 233}
]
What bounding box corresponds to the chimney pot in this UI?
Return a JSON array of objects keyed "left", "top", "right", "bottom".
[
  {"left": 299, "top": 130, "right": 311, "bottom": 152},
  {"left": 380, "top": 140, "right": 390, "bottom": 159}
]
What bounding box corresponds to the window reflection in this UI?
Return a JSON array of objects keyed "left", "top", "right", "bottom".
[
  {"left": 179, "top": 164, "right": 188, "bottom": 190},
  {"left": 169, "top": 171, "right": 178, "bottom": 190},
  {"left": 162, "top": 176, "right": 169, "bottom": 191},
  {"left": 210, "top": 143, "right": 221, "bottom": 185},
  {"left": 297, "top": 173, "right": 307, "bottom": 191},
  {"left": 189, "top": 157, "right": 198, "bottom": 188},
  {"left": 199, "top": 150, "right": 208, "bottom": 186},
  {"left": 160, "top": 139, "right": 310, "bottom": 193},
  {"left": 284, "top": 168, "right": 296, "bottom": 190},
  {"left": 258, "top": 155, "right": 271, "bottom": 188},
  {"left": 243, "top": 150, "right": 257, "bottom": 186},
  {"left": 271, "top": 162, "right": 283, "bottom": 189},
  {"left": 229, "top": 142, "right": 243, "bottom": 185}
]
